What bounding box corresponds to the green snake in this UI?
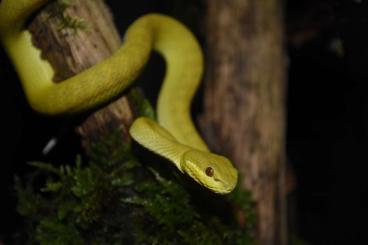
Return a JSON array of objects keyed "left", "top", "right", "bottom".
[{"left": 0, "top": 0, "right": 238, "bottom": 194}]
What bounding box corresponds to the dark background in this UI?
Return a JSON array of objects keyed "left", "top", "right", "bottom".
[
  {"left": 287, "top": 0, "right": 368, "bottom": 244},
  {"left": 1, "top": 0, "right": 367, "bottom": 244}
]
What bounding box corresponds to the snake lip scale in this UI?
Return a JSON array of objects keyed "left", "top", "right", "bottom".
[{"left": 0, "top": 0, "right": 238, "bottom": 194}]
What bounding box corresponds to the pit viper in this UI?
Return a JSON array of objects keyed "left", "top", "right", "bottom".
[{"left": 0, "top": 0, "right": 238, "bottom": 194}]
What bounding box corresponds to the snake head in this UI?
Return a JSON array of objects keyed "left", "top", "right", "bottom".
[{"left": 181, "top": 149, "right": 238, "bottom": 194}]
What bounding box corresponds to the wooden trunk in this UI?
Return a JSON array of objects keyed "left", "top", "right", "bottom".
[{"left": 202, "top": 1, "right": 287, "bottom": 244}]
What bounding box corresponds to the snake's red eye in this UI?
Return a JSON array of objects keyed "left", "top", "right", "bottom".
[{"left": 205, "top": 167, "right": 214, "bottom": 177}]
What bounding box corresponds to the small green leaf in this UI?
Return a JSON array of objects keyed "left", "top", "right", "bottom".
[{"left": 41, "top": 181, "right": 63, "bottom": 192}]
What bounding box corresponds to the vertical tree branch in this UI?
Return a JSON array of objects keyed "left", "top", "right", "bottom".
[
  {"left": 202, "top": 1, "right": 287, "bottom": 244},
  {"left": 29, "top": 0, "right": 138, "bottom": 148}
]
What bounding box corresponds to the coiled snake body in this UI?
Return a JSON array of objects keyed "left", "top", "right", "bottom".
[{"left": 0, "top": 0, "right": 237, "bottom": 194}]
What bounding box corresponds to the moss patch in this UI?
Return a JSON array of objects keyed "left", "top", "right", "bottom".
[{"left": 15, "top": 90, "right": 256, "bottom": 244}]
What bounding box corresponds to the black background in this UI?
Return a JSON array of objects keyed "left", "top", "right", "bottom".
[{"left": 1, "top": 0, "right": 367, "bottom": 244}]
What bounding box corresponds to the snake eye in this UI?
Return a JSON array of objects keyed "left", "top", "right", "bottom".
[{"left": 205, "top": 167, "right": 214, "bottom": 177}]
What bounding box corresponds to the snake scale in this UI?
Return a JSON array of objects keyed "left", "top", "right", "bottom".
[{"left": 0, "top": 0, "right": 237, "bottom": 194}]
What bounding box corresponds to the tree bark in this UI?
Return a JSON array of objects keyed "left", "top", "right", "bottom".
[
  {"left": 29, "top": 0, "right": 137, "bottom": 148},
  {"left": 202, "top": 1, "right": 287, "bottom": 244}
]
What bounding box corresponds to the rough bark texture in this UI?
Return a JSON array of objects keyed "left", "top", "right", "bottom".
[
  {"left": 29, "top": 0, "right": 136, "bottom": 148},
  {"left": 202, "top": 1, "right": 287, "bottom": 244}
]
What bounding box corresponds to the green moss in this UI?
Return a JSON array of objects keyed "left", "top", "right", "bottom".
[
  {"left": 15, "top": 89, "right": 256, "bottom": 244},
  {"left": 47, "top": 0, "right": 88, "bottom": 32},
  {"left": 129, "top": 88, "right": 156, "bottom": 120}
]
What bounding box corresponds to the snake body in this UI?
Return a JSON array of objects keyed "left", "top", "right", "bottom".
[{"left": 0, "top": 0, "right": 237, "bottom": 194}]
